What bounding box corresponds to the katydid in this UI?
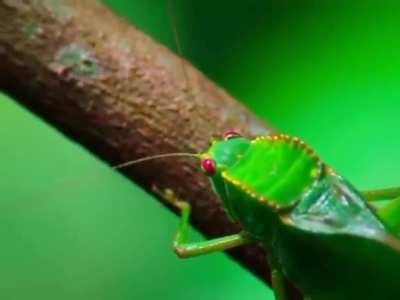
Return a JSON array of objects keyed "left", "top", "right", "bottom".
[{"left": 149, "top": 130, "right": 400, "bottom": 300}]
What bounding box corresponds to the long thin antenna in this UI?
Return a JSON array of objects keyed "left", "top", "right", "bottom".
[
  {"left": 5, "top": 152, "right": 201, "bottom": 210},
  {"left": 112, "top": 153, "right": 200, "bottom": 170},
  {"left": 167, "top": 0, "right": 191, "bottom": 93}
]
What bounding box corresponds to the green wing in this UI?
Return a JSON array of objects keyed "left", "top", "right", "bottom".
[
  {"left": 278, "top": 171, "right": 400, "bottom": 300},
  {"left": 289, "top": 171, "right": 392, "bottom": 240}
]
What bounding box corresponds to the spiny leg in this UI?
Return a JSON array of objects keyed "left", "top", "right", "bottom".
[{"left": 163, "top": 189, "right": 254, "bottom": 258}]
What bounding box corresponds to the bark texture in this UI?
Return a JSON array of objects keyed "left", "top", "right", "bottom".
[{"left": 0, "top": 1, "right": 300, "bottom": 298}]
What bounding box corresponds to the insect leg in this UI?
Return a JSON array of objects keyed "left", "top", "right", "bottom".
[
  {"left": 362, "top": 186, "right": 400, "bottom": 201},
  {"left": 162, "top": 188, "right": 254, "bottom": 258},
  {"left": 363, "top": 187, "right": 400, "bottom": 235},
  {"left": 172, "top": 199, "right": 253, "bottom": 258},
  {"left": 271, "top": 268, "right": 289, "bottom": 300},
  {"left": 377, "top": 196, "right": 400, "bottom": 235},
  {"left": 269, "top": 257, "right": 289, "bottom": 300}
]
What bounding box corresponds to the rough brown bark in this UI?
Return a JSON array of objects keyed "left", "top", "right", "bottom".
[{"left": 0, "top": 1, "right": 300, "bottom": 298}]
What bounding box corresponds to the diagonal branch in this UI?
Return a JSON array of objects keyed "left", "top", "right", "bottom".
[{"left": 0, "top": 1, "right": 300, "bottom": 299}]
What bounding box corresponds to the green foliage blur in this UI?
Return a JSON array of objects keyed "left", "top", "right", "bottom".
[{"left": 1, "top": 1, "right": 400, "bottom": 299}]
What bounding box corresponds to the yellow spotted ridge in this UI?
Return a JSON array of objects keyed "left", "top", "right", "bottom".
[{"left": 222, "top": 134, "right": 323, "bottom": 210}]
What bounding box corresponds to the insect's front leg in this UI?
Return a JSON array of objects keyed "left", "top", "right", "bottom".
[{"left": 162, "top": 189, "right": 254, "bottom": 258}]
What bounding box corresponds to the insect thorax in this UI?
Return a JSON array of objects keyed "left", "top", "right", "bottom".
[{"left": 206, "top": 134, "right": 323, "bottom": 239}]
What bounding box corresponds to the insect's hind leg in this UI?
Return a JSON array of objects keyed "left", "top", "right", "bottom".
[
  {"left": 362, "top": 187, "right": 400, "bottom": 235},
  {"left": 162, "top": 189, "right": 254, "bottom": 258},
  {"left": 376, "top": 196, "right": 400, "bottom": 236},
  {"left": 362, "top": 186, "right": 400, "bottom": 201}
]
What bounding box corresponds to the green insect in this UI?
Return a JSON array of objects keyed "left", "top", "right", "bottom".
[{"left": 158, "top": 130, "right": 400, "bottom": 300}]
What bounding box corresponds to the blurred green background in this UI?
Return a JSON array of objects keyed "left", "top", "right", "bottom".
[{"left": 1, "top": 1, "right": 400, "bottom": 299}]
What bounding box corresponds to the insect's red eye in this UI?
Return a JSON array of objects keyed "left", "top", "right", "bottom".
[
  {"left": 223, "top": 130, "right": 241, "bottom": 140},
  {"left": 201, "top": 158, "right": 217, "bottom": 176}
]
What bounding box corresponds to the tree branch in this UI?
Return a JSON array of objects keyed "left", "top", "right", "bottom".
[{"left": 0, "top": 1, "right": 300, "bottom": 298}]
